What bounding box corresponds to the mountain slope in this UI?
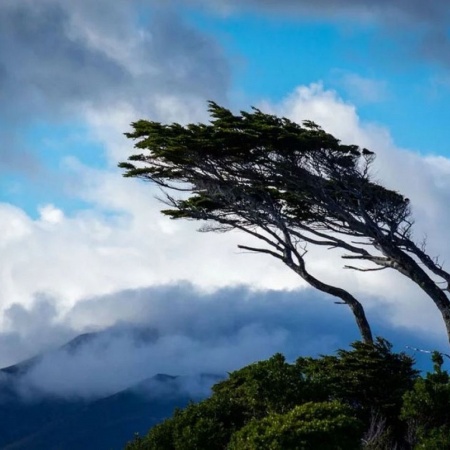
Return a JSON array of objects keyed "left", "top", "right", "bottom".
[
  {"left": 0, "top": 332, "right": 221, "bottom": 449},
  {"left": 2, "top": 377, "right": 191, "bottom": 450}
]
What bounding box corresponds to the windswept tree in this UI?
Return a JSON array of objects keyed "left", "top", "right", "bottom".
[{"left": 120, "top": 102, "right": 450, "bottom": 345}]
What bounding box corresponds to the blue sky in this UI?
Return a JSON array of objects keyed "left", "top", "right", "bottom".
[
  {"left": 1, "top": 0, "right": 450, "bottom": 388},
  {"left": 4, "top": 1, "right": 450, "bottom": 216},
  {"left": 183, "top": 4, "right": 450, "bottom": 154}
]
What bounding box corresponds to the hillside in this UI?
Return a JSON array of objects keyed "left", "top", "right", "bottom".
[{"left": 0, "top": 333, "right": 221, "bottom": 450}]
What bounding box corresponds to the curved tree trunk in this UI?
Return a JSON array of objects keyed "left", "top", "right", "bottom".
[
  {"left": 382, "top": 245, "right": 450, "bottom": 346},
  {"left": 287, "top": 260, "right": 374, "bottom": 344}
]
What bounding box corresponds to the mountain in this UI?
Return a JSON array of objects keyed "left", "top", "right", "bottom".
[
  {"left": 0, "top": 332, "right": 222, "bottom": 450},
  {"left": 1, "top": 375, "right": 191, "bottom": 450}
]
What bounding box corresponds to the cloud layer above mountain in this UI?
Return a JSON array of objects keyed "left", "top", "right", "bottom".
[{"left": 2, "top": 283, "right": 442, "bottom": 401}]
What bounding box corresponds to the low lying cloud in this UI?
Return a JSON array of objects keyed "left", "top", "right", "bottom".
[
  {"left": 0, "top": 284, "right": 355, "bottom": 399},
  {"left": 0, "top": 283, "right": 444, "bottom": 402}
]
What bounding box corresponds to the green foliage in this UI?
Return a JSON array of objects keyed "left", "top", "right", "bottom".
[
  {"left": 297, "top": 338, "right": 418, "bottom": 426},
  {"left": 133, "top": 397, "right": 240, "bottom": 450},
  {"left": 129, "top": 418, "right": 175, "bottom": 450},
  {"left": 211, "top": 353, "right": 317, "bottom": 420},
  {"left": 228, "top": 401, "right": 362, "bottom": 450},
  {"left": 120, "top": 102, "right": 407, "bottom": 233},
  {"left": 132, "top": 354, "right": 313, "bottom": 449},
  {"left": 413, "top": 426, "right": 450, "bottom": 450},
  {"left": 127, "top": 340, "right": 427, "bottom": 449},
  {"left": 170, "top": 401, "right": 230, "bottom": 450},
  {"left": 401, "top": 352, "right": 450, "bottom": 448},
  {"left": 120, "top": 102, "right": 450, "bottom": 448},
  {"left": 125, "top": 433, "right": 146, "bottom": 450}
]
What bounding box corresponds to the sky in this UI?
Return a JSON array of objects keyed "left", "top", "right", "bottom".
[{"left": 1, "top": 0, "right": 450, "bottom": 398}]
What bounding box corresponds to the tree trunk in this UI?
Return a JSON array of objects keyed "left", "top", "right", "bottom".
[
  {"left": 383, "top": 245, "right": 450, "bottom": 346},
  {"left": 287, "top": 261, "right": 374, "bottom": 344}
]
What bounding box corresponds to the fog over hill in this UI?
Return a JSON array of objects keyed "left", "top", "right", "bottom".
[
  {"left": 1, "top": 283, "right": 445, "bottom": 403},
  {"left": 0, "top": 283, "right": 446, "bottom": 449}
]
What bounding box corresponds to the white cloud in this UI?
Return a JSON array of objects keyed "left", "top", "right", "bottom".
[
  {"left": 0, "top": 161, "right": 303, "bottom": 326},
  {"left": 261, "top": 82, "right": 450, "bottom": 334},
  {"left": 336, "top": 72, "right": 388, "bottom": 103},
  {"left": 3, "top": 284, "right": 414, "bottom": 399},
  {"left": 0, "top": 204, "right": 32, "bottom": 245},
  {"left": 2, "top": 0, "right": 450, "bottom": 367},
  {"left": 38, "top": 204, "right": 64, "bottom": 224},
  {"left": 2, "top": 82, "right": 450, "bottom": 350}
]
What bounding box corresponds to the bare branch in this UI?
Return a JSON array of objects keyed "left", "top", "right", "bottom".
[
  {"left": 237, "top": 244, "right": 284, "bottom": 261},
  {"left": 344, "top": 265, "right": 388, "bottom": 272}
]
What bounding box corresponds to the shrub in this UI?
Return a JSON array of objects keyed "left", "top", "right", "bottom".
[
  {"left": 228, "top": 401, "right": 362, "bottom": 450},
  {"left": 401, "top": 352, "right": 450, "bottom": 448}
]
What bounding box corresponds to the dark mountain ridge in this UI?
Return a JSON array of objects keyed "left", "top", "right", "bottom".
[{"left": 0, "top": 330, "right": 222, "bottom": 449}]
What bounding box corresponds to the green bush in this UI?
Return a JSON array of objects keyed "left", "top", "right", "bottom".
[
  {"left": 131, "top": 354, "right": 312, "bottom": 449},
  {"left": 133, "top": 417, "right": 175, "bottom": 450},
  {"left": 124, "top": 340, "right": 426, "bottom": 450},
  {"left": 228, "top": 401, "right": 362, "bottom": 450},
  {"left": 211, "top": 353, "right": 316, "bottom": 420},
  {"left": 133, "top": 397, "right": 240, "bottom": 450},
  {"left": 297, "top": 339, "right": 417, "bottom": 430},
  {"left": 401, "top": 352, "right": 450, "bottom": 448},
  {"left": 413, "top": 426, "right": 450, "bottom": 450}
]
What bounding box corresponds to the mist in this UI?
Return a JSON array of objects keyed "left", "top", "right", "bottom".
[{"left": 1, "top": 283, "right": 444, "bottom": 402}]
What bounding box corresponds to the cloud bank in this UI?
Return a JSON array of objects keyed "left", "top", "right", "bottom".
[{"left": 2, "top": 283, "right": 441, "bottom": 401}]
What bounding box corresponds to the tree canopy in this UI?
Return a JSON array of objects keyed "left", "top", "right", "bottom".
[
  {"left": 125, "top": 340, "right": 438, "bottom": 449},
  {"left": 120, "top": 102, "right": 450, "bottom": 345}
]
